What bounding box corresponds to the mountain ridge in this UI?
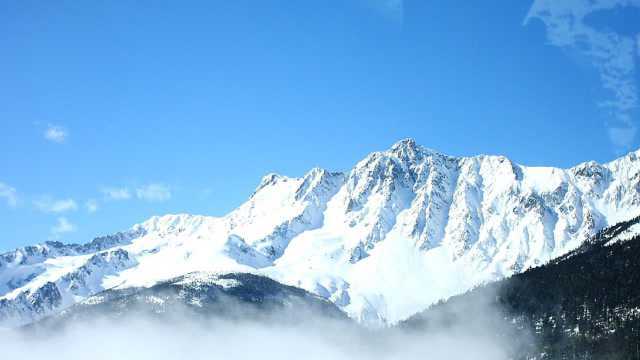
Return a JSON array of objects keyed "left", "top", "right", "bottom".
[
  {"left": 3, "top": 139, "right": 640, "bottom": 327},
  {"left": 28, "top": 271, "right": 348, "bottom": 331}
]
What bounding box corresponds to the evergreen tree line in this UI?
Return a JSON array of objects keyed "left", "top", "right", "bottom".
[{"left": 402, "top": 216, "right": 640, "bottom": 360}]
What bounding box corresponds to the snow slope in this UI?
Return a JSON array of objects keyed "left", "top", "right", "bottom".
[{"left": 3, "top": 139, "right": 640, "bottom": 327}]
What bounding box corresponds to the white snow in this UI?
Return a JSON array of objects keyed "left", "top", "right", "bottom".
[{"left": 3, "top": 139, "right": 640, "bottom": 327}]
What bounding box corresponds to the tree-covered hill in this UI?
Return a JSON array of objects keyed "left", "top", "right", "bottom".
[{"left": 403, "top": 215, "right": 640, "bottom": 360}]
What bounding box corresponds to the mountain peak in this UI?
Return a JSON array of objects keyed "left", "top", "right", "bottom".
[
  {"left": 390, "top": 138, "right": 419, "bottom": 154},
  {"left": 254, "top": 173, "right": 289, "bottom": 193},
  {"left": 387, "top": 138, "right": 448, "bottom": 165},
  {"left": 304, "top": 167, "right": 329, "bottom": 178}
]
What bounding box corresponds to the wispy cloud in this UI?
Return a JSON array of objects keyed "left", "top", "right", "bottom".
[
  {"left": 85, "top": 199, "right": 99, "bottom": 213},
  {"left": 44, "top": 124, "right": 68, "bottom": 144},
  {"left": 49, "top": 217, "right": 76, "bottom": 239},
  {"left": 136, "top": 183, "right": 172, "bottom": 202},
  {"left": 101, "top": 187, "right": 132, "bottom": 201},
  {"left": 34, "top": 197, "right": 78, "bottom": 213},
  {"left": 101, "top": 184, "right": 172, "bottom": 202},
  {"left": 0, "top": 182, "right": 18, "bottom": 207},
  {"left": 525, "top": 0, "right": 640, "bottom": 153}
]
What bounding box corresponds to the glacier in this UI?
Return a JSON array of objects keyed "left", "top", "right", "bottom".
[{"left": 3, "top": 138, "right": 640, "bottom": 327}]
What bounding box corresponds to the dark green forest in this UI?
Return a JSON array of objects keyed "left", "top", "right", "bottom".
[{"left": 403, "top": 216, "right": 640, "bottom": 359}]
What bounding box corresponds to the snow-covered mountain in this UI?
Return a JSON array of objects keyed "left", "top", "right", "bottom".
[
  {"left": 3, "top": 139, "right": 640, "bottom": 327},
  {"left": 32, "top": 272, "right": 347, "bottom": 330}
]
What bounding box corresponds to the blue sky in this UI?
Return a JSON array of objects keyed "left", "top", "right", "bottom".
[{"left": 1, "top": 0, "right": 640, "bottom": 251}]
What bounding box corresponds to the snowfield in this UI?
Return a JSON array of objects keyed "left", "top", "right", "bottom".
[{"left": 3, "top": 139, "right": 640, "bottom": 327}]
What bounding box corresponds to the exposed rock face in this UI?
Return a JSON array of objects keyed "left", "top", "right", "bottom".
[{"left": 3, "top": 139, "right": 640, "bottom": 327}]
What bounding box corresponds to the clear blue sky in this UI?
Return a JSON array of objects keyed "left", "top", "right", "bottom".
[{"left": 1, "top": 1, "right": 639, "bottom": 251}]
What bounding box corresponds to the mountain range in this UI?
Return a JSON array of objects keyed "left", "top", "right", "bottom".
[{"left": 3, "top": 139, "right": 640, "bottom": 328}]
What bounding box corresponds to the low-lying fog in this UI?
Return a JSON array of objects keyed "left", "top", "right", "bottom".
[{"left": 1, "top": 313, "right": 518, "bottom": 360}]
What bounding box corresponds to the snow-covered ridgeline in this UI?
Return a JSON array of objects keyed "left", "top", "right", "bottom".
[{"left": 2, "top": 139, "right": 640, "bottom": 327}]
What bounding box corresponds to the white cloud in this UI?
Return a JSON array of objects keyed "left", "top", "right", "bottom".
[
  {"left": 0, "top": 182, "right": 17, "bottom": 207},
  {"left": 525, "top": 0, "right": 640, "bottom": 151},
  {"left": 101, "top": 187, "right": 132, "bottom": 201},
  {"left": 101, "top": 184, "right": 172, "bottom": 202},
  {"left": 44, "top": 124, "right": 68, "bottom": 143},
  {"left": 136, "top": 184, "right": 172, "bottom": 202},
  {"left": 34, "top": 197, "right": 78, "bottom": 213},
  {"left": 86, "top": 199, "right": 99, "bottom": 213},
  {"left": 49, "top": 217, "right": 76, "bottom": 239}
]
